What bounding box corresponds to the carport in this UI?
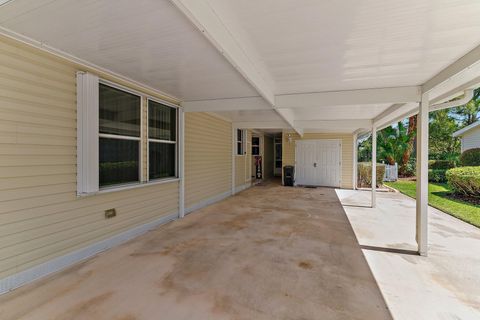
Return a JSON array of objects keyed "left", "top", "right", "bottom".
[{"left": 0, "top": 1, "right": 480, "bottom": 318}]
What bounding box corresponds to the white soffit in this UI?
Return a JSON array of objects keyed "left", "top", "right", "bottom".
[
  {"left": 0, "top": 0, "right": 259, "bottom": 101},
  {"left": 209, "top": 0, "right": 480, "bottom": 94}
]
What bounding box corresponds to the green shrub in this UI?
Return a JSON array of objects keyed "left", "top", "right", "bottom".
[
  {"left": 399, "top": 157, "right": 416, "bottom": 177},
  {"left": 459, "top": 148, "right": 480, "bottom": 166},
  {"left": 428, "top": 160, "right": 455, "bottom": 170},
  {"left": 446, "top": 166, "right": 480, "bottom": 197},
  {"left": 428, "top": 169, "right": 447, "bottom": 183},
  {"left": 357, "top": 162, "right": 386, "bottom": 188}
]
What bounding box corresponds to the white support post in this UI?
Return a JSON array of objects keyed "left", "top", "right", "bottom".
[
  {"left": 371, "top": 126, "right": 377, "bottom": 208},
  {"left": 353, "top": 132, "right": 358, "bottom": 190},
  {"left": 178, "top": 108, "right": 185, "bottom": 218},
  {"left": 416, "top": 93, "right": 429, "bottom": 256},
  {"left": 232, "top": 126, "right": 237, "bottom": 195}
]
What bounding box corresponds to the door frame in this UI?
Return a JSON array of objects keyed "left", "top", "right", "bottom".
[{"left": 294, "top": 139, "right": 342, "bottom": 187}]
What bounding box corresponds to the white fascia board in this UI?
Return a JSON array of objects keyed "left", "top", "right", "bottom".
[
  {"left": 453, "top": 121, "right": 480, "bottom": 137},
  {"left": 374, "top": 103, "right": 419, "bottom": 130},
  {"left": 276, "top": 86, "right": 421, "bottom": 109},
  {"left": 170, "top": 0, "right": 275, "bottom": 106},
  {"left": 182, "top": 96, "right": 271, "bottom": 112},
  {"left": 423, "top": 44, "right": 480, "bottom": 94},
  {"left": 233, "top": 121, "right": 291, "bottom": 129}
]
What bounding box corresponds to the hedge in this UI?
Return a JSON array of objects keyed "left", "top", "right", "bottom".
[
  {"left": 459, "top": 148, "right": 480, "bottom": 166},
  {"left": 446, "top": 166, "right": 480, "bottom": 197},
  {"left": 428, "top": 160, "right": 455, "bottom": 170},
  {"left": 428, "top": 169, "right": 447, "bottom": 183},
  {"left": 357, "top": 162, "right": 386, "bottom": 188}
]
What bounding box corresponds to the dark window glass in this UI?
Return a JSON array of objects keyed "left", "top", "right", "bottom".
[
  {"left": 237, "top": 143, "right": 243, "bottom": 155},
  {"left": 252, "top": 146, "right": 260, "bottom": 155},
  {"left": 99, "top": 84, "right": 141, "bottom": 137},
  {"left": 149, "top": 100, "right": 176, "bottom": 141},
  {"left": 149, "top": 142, "right": 175, "bottom": 179},
  {"left": 275, "top": 144, "right": 282, "bottom": 160},
  {"left": 237, "top": 129, "right": 243, "bottom": 142},
  {"left": 99, "top": 138, "right": 139, "bottom": 187},
  {"left": 275, "top": 160, "right": 282, "bottom": 168}
]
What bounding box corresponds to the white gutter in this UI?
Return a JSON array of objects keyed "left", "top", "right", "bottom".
[{"left": 429, "top": 89, "right": 474, "bottom": 112}]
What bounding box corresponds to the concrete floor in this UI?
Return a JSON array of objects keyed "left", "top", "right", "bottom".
[
  {"left": 0, "top": 182, "right": 392, "bottom": 320},
  {"left": 337, "top": 189, "right": 480, "bottom": 320}
]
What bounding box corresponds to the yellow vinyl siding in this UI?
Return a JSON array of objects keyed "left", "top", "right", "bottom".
[
  {"left": 282, "top": 131, "right": 354, "bottom": 189},
  {"left": 0, "top": 35, "right": 179, "bottom": 279},
  {"left": 185, "top": 113, "right": 232, "bottom": 208},
  {"left": 235, "top": 155, "right": 246, "bottom": 187}
]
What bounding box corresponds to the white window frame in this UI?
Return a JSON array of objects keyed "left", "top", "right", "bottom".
[
  {"left": 237, "top": 129, "right": 246, "bottom": 156},
  {"left": 146, "top": 98, "right": 179, "bottom": 182},
  {"left": 98, "top": 80, "right": 143, "bottom": 191},
  {"left": 77, "top": 72, "right": 180, "bottom": 196}
]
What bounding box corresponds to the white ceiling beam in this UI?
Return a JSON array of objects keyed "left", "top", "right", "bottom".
[
  {"left": 422, "top": 44, "right": 480, "bottom": 94},
  {"left": 170, "top": 0, "right": 308, "bottom": 136},
  {"left": 275, "top": 108, "right": 303, "bottom": 136},
  {"left": 170, "top": 0, "right": 275, "bottom": 106},
  {"left": 182, "top": 96, "right": 270, "bottom": 112},
  {"left": 233, "top": 121, "right": 291, "bottom": 129},
  {"left": 275, "top": 86, "right": 421, "bottom": 109}
]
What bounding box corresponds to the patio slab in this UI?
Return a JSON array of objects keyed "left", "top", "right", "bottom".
[
  {"left": 337, "top": 189, "right": 480, "bottom": 320},
  {"left": 0, "top": 182, "right": 391, "bottom": 320}
]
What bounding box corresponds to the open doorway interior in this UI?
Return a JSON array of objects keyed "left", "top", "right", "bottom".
[{"left": 250, "top": 131, "right": 278, "bottom": 184}]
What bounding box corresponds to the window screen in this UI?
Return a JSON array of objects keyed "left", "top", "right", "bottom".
[
  {"left": 99, "top": 84, "right": 141, "bottom": 187},
  {"left": 148, "top": 100, "right": 177, "bottom": 180}
]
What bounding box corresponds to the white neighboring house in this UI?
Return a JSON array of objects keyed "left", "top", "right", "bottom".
[{"left": 453, "top": 121, "right": 480, "bottom": 152}]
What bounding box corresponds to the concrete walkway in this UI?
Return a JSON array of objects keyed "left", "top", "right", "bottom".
[
  {"left": 337, "top": 189, "right": 480, "bottom": 320},
  {"left": 0, "top": 183, "right": 391, "bottom": 320}
]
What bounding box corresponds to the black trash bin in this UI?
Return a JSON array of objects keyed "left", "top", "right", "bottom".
[{"left": 283, "top": 165, "right": 294, "bottom": 186}]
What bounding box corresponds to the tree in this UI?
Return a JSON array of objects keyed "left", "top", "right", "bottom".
[
  {"left": 376, "top": 121, "right": 413, "bottom": 167},
  {"left": 452, "top": 88, "right": 480, "bottom": 127},
  {"left": 429, "top": 109, "right": 460, "bottom": 160},
  {"left": 400, "top": 115, "right": 416, "bottom": 175}
]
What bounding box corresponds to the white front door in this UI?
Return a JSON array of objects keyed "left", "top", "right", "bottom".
[{"left": 295, "top": 139, "right": 341, "bottom": 187}]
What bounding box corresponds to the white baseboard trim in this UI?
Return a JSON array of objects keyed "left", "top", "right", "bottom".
[
  {"left": 0, "top": 212, "right": 178, "bottom": 295},
  {"left": 185, "top": 190, "right": 232, "bottom": 215},
  {"left": 235, "top": 183, "right": 252, "bottom": 194}
]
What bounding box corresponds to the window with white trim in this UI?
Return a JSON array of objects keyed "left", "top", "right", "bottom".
[
  {"left": 99, "top": 83, "right": 141, "bottom": 187},
  {"left": 237, "top": 129, "right": 245, "bottom": 155},
  {"left": 148, "top": 99, "right": 177, "bottom": 180},
  {"left": 76, "top": 72, "right": 179, "bottom": 195}
]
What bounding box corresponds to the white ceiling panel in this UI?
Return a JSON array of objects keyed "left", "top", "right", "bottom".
[
  {"left": 291, "top": 104, "right": 391, "bottom": 121},
  {"left": 0, "top": 0, "right": 258, "bottom": 101},
  {"left": 208, "top": 0, "right": 480, "bottom": 94}
]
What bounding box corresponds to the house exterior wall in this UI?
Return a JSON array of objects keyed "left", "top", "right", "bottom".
[
  {"left": 460, "top": 127, "right": 480, "bottom": 152},
  {"left": 282, "top": 131, "right": 354, "bottom": 189},
  {"left": 185, "top": 113, "right": 232, "bottom": 210},
  {"left": 0, "top": 34, "right": 233, "bottom": 283}
]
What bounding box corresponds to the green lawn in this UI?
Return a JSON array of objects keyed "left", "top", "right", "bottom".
[{"left": 385, "top": 181, "right": 480, "bottom": 228}]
